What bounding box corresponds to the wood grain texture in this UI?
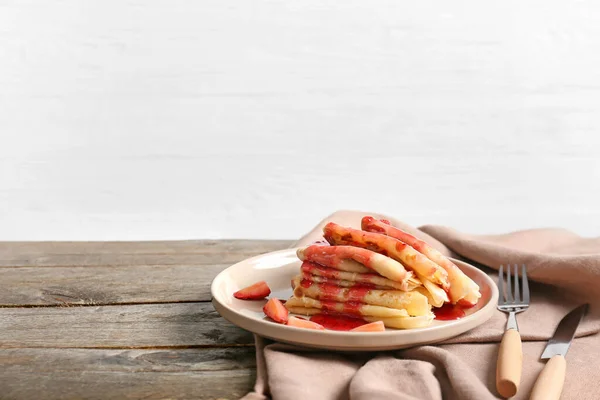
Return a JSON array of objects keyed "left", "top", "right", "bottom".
[
  {"left": 0, "top": 240, "right": 289, "bottom": 306},
  {"left": 0, "top": 347, "right": 256, "bottom": 400},
  {"left": 0, "top": 240, "right": 291, "bottom": 256},
  {"left": 0, "top": 264, "right": 227, "bottom": 305},
  {"left": 0, "top": 240, "right": 291, "bottom": 306},
  {"left": 2, "top": 0, "right": 600, "bottom": 241},
  {"left": 0, "top": 240, "right": 291, "bottom": 267},
  {"left": 0, "top": 302, "right": 254, "bottom": 348},
  {"left": 0, "top": 240, "right": 263, "bottom": 398}
]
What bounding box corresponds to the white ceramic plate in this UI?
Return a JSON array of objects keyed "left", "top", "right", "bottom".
[{"left": 211, "top": 248, "right": 498, "bottom": 351}]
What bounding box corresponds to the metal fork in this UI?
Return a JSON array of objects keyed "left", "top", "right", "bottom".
[{"left": 496, "top": 264, "right": 530, "bottom": 398}]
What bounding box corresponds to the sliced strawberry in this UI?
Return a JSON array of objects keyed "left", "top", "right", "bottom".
[
  {"left": 287, "top": 316, "right": 325, "bottom": 330},
  {"left": 233, "top": 281, "right": 271, "bottom": 300},
  {"left": 350, "top": 321, "right": 385, "bottom": 332},
  {"left": 263, "top": 298, "right": 288, "bottom": 324}
]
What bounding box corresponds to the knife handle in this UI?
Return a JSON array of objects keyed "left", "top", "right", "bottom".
[
  {"left": 496, "top": 328, "right": 522, "bottom": 398},
  {"left": 529, "top": 355, "right": 566, "bottom": 400}
]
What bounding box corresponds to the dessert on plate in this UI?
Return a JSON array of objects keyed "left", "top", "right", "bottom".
[
  {"left": 284, "top": 217, "right": 481, "bottom": 329},
  {"left": 232, "top": 216, "right": 481, "bottom": 331}
]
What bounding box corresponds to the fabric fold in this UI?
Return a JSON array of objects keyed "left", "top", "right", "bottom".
[{"left": 241, "top": 210, "right": 600, "bottom": 400}]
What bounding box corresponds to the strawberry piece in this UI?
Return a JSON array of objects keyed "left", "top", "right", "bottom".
[
  {"left": 263, "top": 298, "right": 288, "bottom": 324},
  {"left": 287, "top": 316, "right": 325, "bottom": 330},
  {"left": 350, "top": 321, "right": 385, "bottom": 332},
  {"left": 233, "top": 281, "right": 271, "bottom": 300}
]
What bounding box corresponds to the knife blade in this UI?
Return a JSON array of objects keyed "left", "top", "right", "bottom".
[
  {"left": 541, "top": 303, "right": 588, "bottom": 359},
  {"left": 529, "top": 304, "right": 589, "bottom": 400}
]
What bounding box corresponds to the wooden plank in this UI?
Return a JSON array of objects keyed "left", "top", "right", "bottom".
[
  {"left": 0, "top": 241, "right": 291, "bottom": 267},
  {"left": 0, "top": 303, "right": 254, "bottom": 348},
  {"left": 0, "top": 252, "right": 276, "bottom": 267},
  {"left": 0, "top": 239, "right": 291, "bottom": 256},
  {"left": 0, "top": 347, "right": 256, "bottom": 400},
  {"left": 0, "top": 264, "right": 229, "bottom": 306}
]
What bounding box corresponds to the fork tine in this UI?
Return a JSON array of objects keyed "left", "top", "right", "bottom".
[
  {"left": 513, "top": 264, "right": 520, "bottom": 302},
  {"left": 522, "top": 264, "right": 530, "bottom": 304},
  {"left": 505, "top": 263, "right": 513, "bottom": 302},
  {"left": 498, "top": 264, "right": 505, "bottom": 304}
]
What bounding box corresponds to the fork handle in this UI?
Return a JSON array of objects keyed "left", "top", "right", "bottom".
[{"left": 496, "top": 328, "right": 522, "bottom": 398}]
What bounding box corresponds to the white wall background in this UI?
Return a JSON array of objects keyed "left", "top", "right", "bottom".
[{"left": 2, "top": 0, "right": 600, "bottom": 240}]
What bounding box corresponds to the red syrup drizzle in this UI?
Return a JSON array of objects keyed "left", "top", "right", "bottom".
[
  {"left": 433, "top": 303, "right": 466, "bottom": 320},
  {"left": 310, "top": 314, "right": 368, "bottom": 331},
  {"left": 300, "top": 279, "right": 313, "bottom": 288},
  {"left": 457, "top": 298, "right": 478, "bottom": 308},
  {"left": 301, "top": 262, "right": 342, "bottom": 280},
  {"left": 318, "top": 283, "right": 342, "bottom": 298},
  {"left": 342, "top": 302, "right": 362, "bottom": 315},
  {"left": 347, "top": 286, "right": 370, "bottom": 302},
  {"left": 315, "top": 283, "right": 370, "bottom": 310},
  {"left": 320, "top": 300, "right": 338, "bottom": 313}
]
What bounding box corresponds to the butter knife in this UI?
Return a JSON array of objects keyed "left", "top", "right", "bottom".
[{"left": 529, "top": 304, "right": 588, "bottom": 400}]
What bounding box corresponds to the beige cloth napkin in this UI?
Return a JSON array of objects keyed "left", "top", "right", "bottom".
[{"left": 241, "top": 210, "right": 600, "bottom": 400}]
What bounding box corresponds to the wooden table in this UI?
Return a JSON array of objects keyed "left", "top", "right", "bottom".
[{"left": 0, "top": 240, "right": 291, "bottom": 399}]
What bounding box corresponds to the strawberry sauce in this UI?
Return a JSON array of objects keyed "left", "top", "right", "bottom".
[
  {"left": 433, "top": 303, "right": 466, "bottom": 320},
  {"left": 319, "top": 282, "right": 342, "bottom": 297},
  {"left": 300, "top": 279, "right": 313, "bottom": 288},
  {"left": 301, "top": 262, "right": 342, "bottom": 280},
  {"left": 342, "top": 301, "right": 362, "bottom": 314},
  {"left": 347, "top": 286, "right": 370, "bottom": 302},
  {"left": 309, "top": 314, "right": 368, "bottom": 331}
]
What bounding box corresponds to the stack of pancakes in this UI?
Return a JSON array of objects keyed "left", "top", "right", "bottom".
[{"left": 285, "top": 217, "right": 481, "bottom": 329}]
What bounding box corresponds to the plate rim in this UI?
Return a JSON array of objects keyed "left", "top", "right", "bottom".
[{"left": 211, "top": 247, "right": 498, "bottom": 351}]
